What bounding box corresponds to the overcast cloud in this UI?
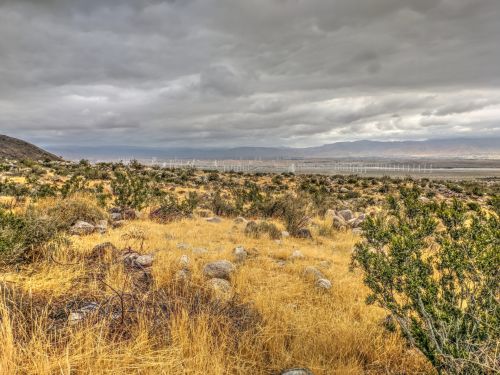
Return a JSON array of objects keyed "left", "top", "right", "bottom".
[{"left": 1, "top": 0, "right": 499, "bottom": 148}]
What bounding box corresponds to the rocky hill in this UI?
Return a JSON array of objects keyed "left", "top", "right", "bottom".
[{"left": 0, "top": 134, "right": 61, "bottom": 161}]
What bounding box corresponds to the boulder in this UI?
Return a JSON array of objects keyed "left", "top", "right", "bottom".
[
  {"left": 337, "top": 209, "right": 354, "bottom": 221},
  {"left": 70, "top": 221, "right": 95, "bottom": 236},
  {"left": 203, "top": 260, "right": 236, "bottom": 280}
]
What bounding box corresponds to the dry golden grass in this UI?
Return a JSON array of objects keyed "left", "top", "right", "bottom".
[{"left": 0, "top": 216, "right": 434, "bottom": 374}]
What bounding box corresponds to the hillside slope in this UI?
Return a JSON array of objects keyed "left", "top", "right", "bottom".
[{"left": 0, "top": 134, "right": 61, "bottom": 161}]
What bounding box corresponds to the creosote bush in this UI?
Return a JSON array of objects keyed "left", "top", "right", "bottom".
[
  {"left": 46, "top": 196, "right": 107, "bottom": 230},
  {"left": 352, "top": 186, "right": 499, "bottom": 374}
]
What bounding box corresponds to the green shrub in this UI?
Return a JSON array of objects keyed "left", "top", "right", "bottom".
[
  {"left": 0, "top": 208, "right": 57, "bottom": 263},
  {"left": 352, "top": 187, "right": 499, "bottom": 374},
  {"left": 47, "top": 196, "right": 107, "bottom": 230},
  {"left": 111, "top": 169, "right": 151, "bottom": 210}
]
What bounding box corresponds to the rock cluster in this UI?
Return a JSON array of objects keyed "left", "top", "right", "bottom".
[{"left": 328, "top": 209, "right": 366, "bottom": 231}]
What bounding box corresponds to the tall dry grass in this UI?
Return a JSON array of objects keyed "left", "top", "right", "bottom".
[{"left": 0, "top": 217, "right": 434, "bottom": 374}]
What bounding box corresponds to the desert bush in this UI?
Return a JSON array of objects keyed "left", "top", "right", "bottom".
[
  {"left": 111, "top": 169, "right": 151, "bottom": 210},
  {"left": 280, "top": 194, "right": 309, "bottom": 237},
  {"left": 210, "top": 190, "right": 237, "bottom": 217},
  {"left": 0, "top": 207, "right": 57, "bottom": 263},
  {"left": 352, "top": 187, "right": 499, "bottom": 374},
  {"left": 47, "top": 196, "right": 107, "bottom": 230},
  {"left": 149, "top": 192, "right": 199, "bottom": 223},
  {"left": 244, "top": 221, "right": 281, "bottom": 240}
]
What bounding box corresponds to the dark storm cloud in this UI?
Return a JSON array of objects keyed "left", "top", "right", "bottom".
[{"left": 1, "top": 0, "right": 499, "bottom": 147}]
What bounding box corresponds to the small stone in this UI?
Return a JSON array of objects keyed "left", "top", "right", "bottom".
[
  {"left": 280, "top": 368, "right": 314, "bottom": 375},
  {"left": 134, "top": 254, "right": 154, "bottom": 268},
  {"left": 316, "top": 278, "right": 332, "bottom": 290},
  {"left": 205, "top": 216, "right": 222, "bottom": 223},
  {"left": 281, "top": 231, "right": 290, "bottom": 238},
  {"left": 233, "top": 246, "right": 247, "bottom": 262},
  {"left": 70, "top": 221, "right": 95, "bottom": 236},
  {"left": 111, "top": 212, "right": 122, "bottom": 221},
  {"left": 68, "top": 302, "right": 99, "bottom": 324},
  {"left": 179, "top": 255, "right": 190, "bottom": 269},
  {"left": 352, "top": 228, "right": 363, "bottom": 235},
  {"left": 290, "top": 250, "right": 305, "bottom": 260},
  {"left": 203, "top": 260, "right": 236, "bottom": 280},
  {"left": 95, "top": 220, "right": 108, "bottom": 234},
  {"left": 340, "top": 187, "right": 349, "bottom": 193}
]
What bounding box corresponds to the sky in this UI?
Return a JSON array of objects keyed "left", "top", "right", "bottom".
[{"left": 1, "top": 0, "right": 499, "bottom": 148}]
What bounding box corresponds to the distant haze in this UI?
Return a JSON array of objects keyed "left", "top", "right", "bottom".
[
  {"left": 47, "top": 138, "right": 500, "bottom": 161},
  {"left": 1, "top": 1, "right": 500, "bottom": 148}
]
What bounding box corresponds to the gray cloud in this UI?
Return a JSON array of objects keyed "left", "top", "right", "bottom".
[{"left": 0, "top": 0, "right": 499, "bottom": 148}]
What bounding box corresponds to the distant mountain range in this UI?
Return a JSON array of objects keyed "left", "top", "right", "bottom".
[
  {"left": 0, "top": 134, "right": 61, "bottom": 161},
  {"left": 47, "top": 137, "right": 500, "bottom": 161}
]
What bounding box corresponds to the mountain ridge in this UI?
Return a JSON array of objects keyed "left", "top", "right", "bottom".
[
  {"left": 0, "top": 134, "right": 62, "bottom": 161},
  {"left": 46, "top": 137, "right": 500, "bottom": 160}
]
